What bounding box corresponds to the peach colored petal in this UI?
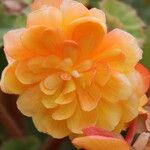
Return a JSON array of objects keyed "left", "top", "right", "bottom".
[
  {"left": 72, "top": 136, "right": 130, "bottom": 150},
  {"left": 27, "top": 56, "right": 46, "bottom": 73},
  {"left": 41, "top": 29, "right": 64, "bottom": 56},
  {"left": 55, "top": 92, "right": 75, "bottom": 105},
  {"left": 121, "top": 94, "right": 139, "bottom": 122},
  {"left": 76, "top": 71, "right": 95, "bottom": 88},
  {"left": 33, "top": 110, "right": 70, "bottom": 138},
  {"left": 127, "top": 69, "right": 145, "bottom": 96},
  {"left": 42, "top": 55, "right": 61, "bottom": 68},
  {"left": 52, "top": 100, "right": 76, "bottom": 120},
  {"left": 21, "top": 26, "right": 50, "bottom": 55},
  {"left": 90, "top": 8, "right": 106, "bottom": 24},
  {"left": 58, "top": 58, "right": 73, "bottom": 72},
  {"left": 15, "top": 60, "right": 47, "bottom": 84},
  {"left": 31, "top": 0, "right": 62, "bottom": 10},
  {"left": 3, "top": 29, "right": 31, "bottom": 60},
  {"left": 17, "top": 85, "right": 43, "bottom": 117},
  {"left": 67, "top": 103, "right": 97, "bottom": 134},
  {"left": 96, "top": 100, "right": 121, "bottom": 131},
  {"left": 101, "top": 72, "right": 132, "bottom": 103},
  {"left": 135, "top": 64, "right": 150, "bottom": 93},
  {"left": 76, "top": 60, "right": 93, "bottom": 72},
  {"left": 27, "top": 7, "right": 62, "bottom": 28},
  {"left": 42, "top": 94, "right": 58, "bottom": 109},
  {"left": 60, "top": 0, "right": 89, "bottom": 26},
  {"left": 138, "top": 95, "right": 148, "bottom": 113},
  {"left": 95, "top": 62, "right": 111, "bottom": 86},
  {"left": 77, "top": 85, "right": 100, "bottom": 111},
  {"left": 63, "top": 79, "right": 76, "bottom": 94},
  {"left": 62, "top": 40, "right": 79, "bottom": 63},
  {"left": 67, "top": 17, "right": 106, "bottom": 60},
  {"left": 98, "top": 29, "right": 142, "bottom": 72},
  {"left": 1, "top": 63, "right": 27, "bottom": 94},
  {"left": 86, "top": 83, "right": 102, "bottom": 104}
]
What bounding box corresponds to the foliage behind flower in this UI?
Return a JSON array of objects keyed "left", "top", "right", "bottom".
[{"left": 0, "top": 0, "right": 150, "bottom": 138}]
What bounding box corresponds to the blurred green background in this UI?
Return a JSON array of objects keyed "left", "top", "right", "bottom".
[{"left": 0, "top": 0, "right": 149, "bottom": 150}]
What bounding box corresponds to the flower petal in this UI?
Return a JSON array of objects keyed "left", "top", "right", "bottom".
[
  {"left": 3, "top": 29, "right": 31, "bottom": 60},
  {"left": 77, "top": 84, "right": 100, "bottom": 111},
  {"left": 1, "top": 63, "right": 27, "bottom": 94},
  {"left": 15, "top": 60, "right": 47, "bottom": 84},
  {"left": 33, "top": 109, "right": 70, "bottom": 138},
  {"left": 21, "top": 26, "right": 50, "bottom": 55},
  {"left": 52, "top": 100, "right": 76, "bottom": 120},
  {"left": 72, "top": 136, "right": 130, "bottom": 150},
  {"left": 60, "top": 0, "right": 89, "bottom": 26},
  {"left": 62, "top": 40, "right": 79, "bottom": 63},
  {"left": 55, "top": 92, "right": 75, "bottom": 105},
  {"left": 67, "top": 17, "right": 106, "bottom": 59},
  {"left": 135, "top": 63, "right": 150, "bottom": 93},
  {"left": 17, "top": 85, "right": 43, "bottom": 117},
  {"left": 90, "top": 8, "right": 106, "bottom": 24},
  {"left": 98, "top": 29, "right": 142, "bottom": 72},
  {"left": 67, "top": 103, "right": 97, "bottom": 134},
  {"left": 121, "top": 94, "right": 139, "bottom": 122},
  {"left": 27, "top": 7, "right": 62, "bottom": 28},
  {"left": 95, "top": 62, "right": 111, "bottom": 86},
  {"left": 96, "top": 100, "right": 122, "bottom": 131},
  {"left": 31, "top": 0, "right": 62, "bottom": 10},
  {"left": 83, "top": 126, "right": 114, "bottom": 138},
  {"left": 101, "top": 72, "right": 132, "bottom": 103}
]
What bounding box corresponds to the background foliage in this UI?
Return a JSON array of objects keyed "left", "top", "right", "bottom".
[{"left": 0, "top": 0, "right": 150, "bottom": 149}]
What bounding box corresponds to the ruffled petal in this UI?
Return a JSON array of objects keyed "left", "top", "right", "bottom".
[
  {"left": 60, "top": 0, "right": 89, "bottom": 26},
  {"left": 21, "top": 26, "right": 63, "bottom": 55},
  {"left": 72, "top": 136, "right": 129, "bottom": 150},
  {"left": 67, "top": 17, "right": 106, "bottom": 59},
  {"left": 33, "top": 110, "right": 70, "bottom": 138},
  {"left": 77, "top": 84, "right": 100, "bottom": 111},
  {"left": 121, "top": 94, "right": 139, "bottom": 122},
  {"left": 135, "top": 63, "right": 150, "bottom": 93},
  {"left": 31, "top": 0, "right": 62, "bottom": 10},
  {"left": 27, "top": 7, "right": 62, "bottom": 28},
  {"left": 98, "top": 29, "right": 142, "bottom": 72},
  {"left": 55, "top": 92, "right": 75, "bottom": 105},
  {"left": 67, "top": 103, "right": 97, "bottom": 134},
  {"left": 15, "top": 60, "right": 48, "bottom": 84},
  {"left": 101, "top": 72, "right": 132, "bottom": 103},
  {"left": 3, "top": 29, "right": 31, "bottom": 60},
  {"left": 95, "top": 62, "right": 111, "bottom": 86},
  {"left": 52, "top": 100, "right": 76, "bottom": 120},
  {"left": 96, "top": 100, "right": 122, "bottom": 131},
  {"left": 17, "top": 85, "right": 43, "bottom": 117},
  {"left": 90, "top": 8, "right": 106, "bottom": 24},
  {"left": 62, "top": 40, "right": 79, "bottom": 63},
  {"left": 1, "top": 63, "right": 27, "bottom": 94}
]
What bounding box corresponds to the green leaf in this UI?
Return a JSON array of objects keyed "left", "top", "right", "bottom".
[
  {"left": 89, "top": 0, "right": 99, "bottom": 7},
  {"left": 77, "top": 0, "right": 89, "bottom": 6},
  {"left": 141, "top": 27, "right": 150, "bottom": 69},
  {"left": 100, "top": 0, "right": 145, "bottom": 46},
  {"left": 0, "top": 136, "right": 40, "bottom": 150}
]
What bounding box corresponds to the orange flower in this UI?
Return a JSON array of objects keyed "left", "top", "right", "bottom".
[
  {"left": 1, "top": 0, "right": 150, "bottom": 138},
  {"left": 72, "top": 127, "right": 130, "bottom": 150}
]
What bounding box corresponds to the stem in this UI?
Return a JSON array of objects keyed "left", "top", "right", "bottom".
[
  {"left": 125, "top": 119, "right": 137, "bottom": 144},
  {"left": 41, "top": 137, "right": 64, "bottom": 150},
  {"left": 0, "top": 101, "right": 23, "bottom": 138}
]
